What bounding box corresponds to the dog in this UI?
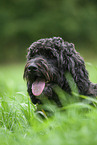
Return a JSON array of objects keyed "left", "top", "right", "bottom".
[{"left": 23, "top": 37, "right": 97, "bottom": 107}]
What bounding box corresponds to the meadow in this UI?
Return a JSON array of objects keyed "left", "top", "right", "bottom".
[{"left": 0, "top": 62, "right": 97, "bottom": 145}]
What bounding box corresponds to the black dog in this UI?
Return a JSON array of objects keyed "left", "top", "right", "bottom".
[{"left": 23, "top": 37, "right": 97, "bottom": 106}]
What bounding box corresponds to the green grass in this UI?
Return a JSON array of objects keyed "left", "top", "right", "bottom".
[{"left": 0, "top": 63, "right": 97, "bottom": 145}]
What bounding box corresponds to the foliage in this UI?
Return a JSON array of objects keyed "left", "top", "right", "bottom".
[
  {"left": 0, "top": 63, "right": 97, "bottom": 145},
  {"left": 0, "top": 0, "right": 97, "bottom": 62}
]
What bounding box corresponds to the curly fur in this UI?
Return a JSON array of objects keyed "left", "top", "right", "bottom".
[{"left": 23, "top": 37, "right": 97, "bottom": 106}]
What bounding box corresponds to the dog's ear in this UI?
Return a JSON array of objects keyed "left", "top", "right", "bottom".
[
  {"left": 23, "top": 61, "right": 29, "bottom": 80},
  {"left": 23, "top": 64, "right": 27, "bottom": 80}
]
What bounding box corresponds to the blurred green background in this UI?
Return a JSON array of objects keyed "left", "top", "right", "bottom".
[
  {"left": 0, "top": 0, "right": 97, "bottom": 63},
  {"left": 0, "top": 2, "right": 97, "bottom": 144}
]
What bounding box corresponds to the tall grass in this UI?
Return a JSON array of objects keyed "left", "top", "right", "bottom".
[{"left": 0, "top": 63, "right": 97, "bottom": 145}]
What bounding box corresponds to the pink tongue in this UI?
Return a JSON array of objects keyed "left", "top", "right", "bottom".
[{"left": 32, "top": 79, "right": 45, "bottom": 96}]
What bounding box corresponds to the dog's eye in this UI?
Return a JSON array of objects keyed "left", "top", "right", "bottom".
[
  {"left": 51, "top": 54, "right": 54, "bottom": 58},
  {"left": 28, "top": 66, "right": 37, "bottom": 72}
]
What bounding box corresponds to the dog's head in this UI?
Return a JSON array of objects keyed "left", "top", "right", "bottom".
[
  {"left": 23, "top": 55, "right": 59, "bottom": 96},
  {"left": 23, "top": 37, "right": 77, "bottom": 104}
]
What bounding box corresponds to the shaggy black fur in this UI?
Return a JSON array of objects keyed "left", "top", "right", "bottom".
[{"left": 23, "top": 37, "right": 97, "bottom": 106}]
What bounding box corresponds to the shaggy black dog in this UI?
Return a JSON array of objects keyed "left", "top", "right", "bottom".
[{"left": 23, "top": 37, "right": 97, "bottom": 106}]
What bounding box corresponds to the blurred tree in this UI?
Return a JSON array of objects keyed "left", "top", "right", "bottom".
[{"left": 0, "top": 0, "right": 97, "bottom": 63}]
